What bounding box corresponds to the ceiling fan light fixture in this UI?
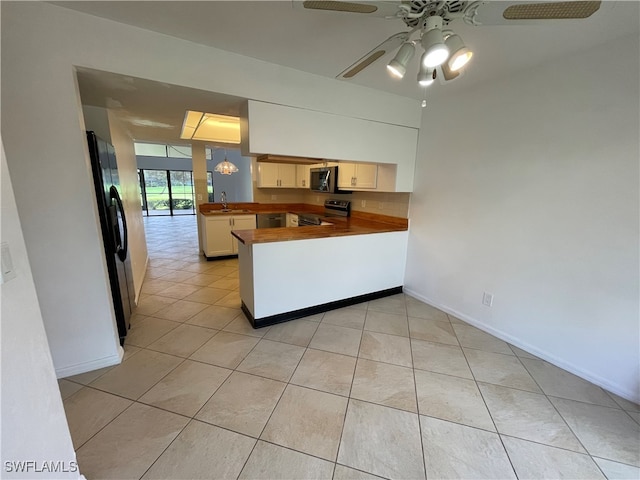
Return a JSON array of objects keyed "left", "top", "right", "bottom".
[
  {"left": 421, "top": 17, "right": 449, "bottom": 68},
  {"left": 445, "top": 33, "right": 473, "bottom": 71},
  {"left": 417, "top": 61, "right": 435, "bottom": 87},
  {"left": 386, "top": 42, "right": 415, "bottom": 79}
]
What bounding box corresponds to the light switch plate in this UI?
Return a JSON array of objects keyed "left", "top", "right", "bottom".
[
  {"left": 482, "top": 292, "right": 494, "bottom": 307},
  {"left": 1, "top": 242, "right": 17, "bottom": 284}
]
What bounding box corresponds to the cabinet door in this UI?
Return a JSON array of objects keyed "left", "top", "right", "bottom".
[
  {"left": 231, "top": 215, "right": 257, "bottom": 253},
  {"left": 278, "top": 164, "right": 297, "bottom": 188},
  {"left": 204, "top": 216, "right": 233, "bottom": 256},
  {"left": 337, "top": 163, "right": 356, "bottom": 188},
  {"left": 296, "top": 165, "right": 310, "bottom": 188},
  {"left": 354, "top": 163, "right": 378, "bottom": 189},
  {"left": 257, "top": 163, "right": 279, "bottom": 188}
]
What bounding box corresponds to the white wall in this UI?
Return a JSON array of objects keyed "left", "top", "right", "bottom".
[
  {"left": 405, "top": 32, "right": 640, "bottom": 401},
  {"left": 0, "top": 138, "right": 80, "bottom": 479},
  {"left": 211, "top": 149, "right": 253, "bottom": 203},
  {"left": 0, "top": 1, "right": 420, "bottom": 378},
  {"left": 107, "top": 110, "right": 148, "bottom": 303},
  {"left": 82, "top": 105, "right": 112, "bottom": 143}
]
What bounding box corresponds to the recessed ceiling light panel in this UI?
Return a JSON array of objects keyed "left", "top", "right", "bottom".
[{"left": 180, "top": 111, "right": 241, "bottom": 144}]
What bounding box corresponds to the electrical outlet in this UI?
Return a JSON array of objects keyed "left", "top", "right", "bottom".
[
  {"left": 316, "top": 196, "right": 320, "bottom": 203},
  {"left": 379, "top": 201, "right": 384, "bottom": 210},
  {"left": 271, "top": 195, "right": 277, "bottom": 200},
  {"left": 482, "top": 292, "right": 494, "bottom": 307},
  {"left": 197, "top": 194, "right": 202, "bottom": 201},
  {"left": 361, "top": 200, "right": 366, "bottom": 208}
]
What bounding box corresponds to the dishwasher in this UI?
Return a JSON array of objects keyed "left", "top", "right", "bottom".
[{"left": 256, "top": 213, "right": 287, "bottom": 228}]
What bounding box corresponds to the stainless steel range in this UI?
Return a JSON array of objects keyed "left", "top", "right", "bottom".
[{"left": 298, "top": 200, "right": 351, "bottom": 226}]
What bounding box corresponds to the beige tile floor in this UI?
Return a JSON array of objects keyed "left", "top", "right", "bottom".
[{"left": 59, "top": 215, "right": 640, "bottom": 479}]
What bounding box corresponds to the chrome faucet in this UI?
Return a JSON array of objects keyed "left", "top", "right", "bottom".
[{"left": 220, "top": 191, "right": 227, "bottom": 209}]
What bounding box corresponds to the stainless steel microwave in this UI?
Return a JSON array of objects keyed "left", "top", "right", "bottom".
[{"left": 310, "top": 166, "right": 347, "bottom": 193}]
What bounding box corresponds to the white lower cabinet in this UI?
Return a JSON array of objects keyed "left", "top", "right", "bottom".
[
  {"left": 338, "top": 163, "right": 378, "bottom": 190},
  {"left": 201, "top": 214, "right": 256, "bottom": 257}
]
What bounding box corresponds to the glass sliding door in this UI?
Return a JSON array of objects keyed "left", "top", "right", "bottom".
[
  {"left": 169, "top": 170, "right": 195, "bottom": 215},
  {"left": 139, "top": 169, "right": 199, "bottom": 216},
  {"left": 143, "top": 169, "right": 171, "bottom": 216}
]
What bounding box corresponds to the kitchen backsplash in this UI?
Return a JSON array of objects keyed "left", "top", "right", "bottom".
[
  {"left": 252, "top": 184, "right": 307, "bottom": 204},
  {"left": 303, "top": 191, "right": 410, "bottom": 218},
  {"left": 252, "top": 183, "right": 410, "bottom": 218}
]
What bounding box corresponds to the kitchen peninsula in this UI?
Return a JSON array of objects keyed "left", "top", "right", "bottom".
[{"left": 200, "top": 203, "right": 409, "bottom": 328}]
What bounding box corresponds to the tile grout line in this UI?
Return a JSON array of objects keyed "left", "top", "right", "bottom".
[
  {"left": 407, "top": 294, "right": 429, "bottom": 480},
  {"left": 456, "top": 327, "right": 520, "bottom": 479},
  {"left": 515, "top": 354, "right": 596, "bottom": 466}
]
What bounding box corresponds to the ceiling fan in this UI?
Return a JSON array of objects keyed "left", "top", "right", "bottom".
[{"left": 296, "top": 1, "right": 604, "bottom": 87}]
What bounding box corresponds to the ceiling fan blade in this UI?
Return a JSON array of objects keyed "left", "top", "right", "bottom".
[
  {"left": 293, "top": 1, "right": 404, "bottom": 18},
  {"left": 467, "top": 1, "right": 609, "bottom": 26},
  {"left": 337, "top": 32, "right": 409, "bottom": 79}
]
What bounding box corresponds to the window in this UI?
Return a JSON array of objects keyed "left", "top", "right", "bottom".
[{"left": 134, "top": 142, "right": 212, "bottom": 159}]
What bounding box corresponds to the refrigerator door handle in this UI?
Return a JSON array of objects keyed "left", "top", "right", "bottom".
[{"left": 110, "top": 186, "right": 128, "bottom": 262}]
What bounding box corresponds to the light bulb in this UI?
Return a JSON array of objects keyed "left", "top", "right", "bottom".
[
  {"left": 445, "top": 33, "right": 473, "bottom": 71},
  {"left": 386, "top": 42, "right": 415, "bottom": 79},
  {"left": 421, "top": 16, "right": 449, "bottom": 68},
  {"left": 417, "top": 60, "right": 434, "bottom": 87}
]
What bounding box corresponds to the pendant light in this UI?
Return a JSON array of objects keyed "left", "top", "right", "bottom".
[{"left": 214, "top": 150, "right": 238, "bottom": 175}]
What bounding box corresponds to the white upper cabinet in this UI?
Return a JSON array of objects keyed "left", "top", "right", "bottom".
[
  {"left": 257, "top": 163, "right": 296, "bottom": 188},
  {"left": 337, "top": 163, "right": 378, "bottom": 190},
  {"left": 241, "top": 100, "right": 417, "bottom": 192},
  {"left": 296, "top": 164, "right": 310, "bottom": 188}
]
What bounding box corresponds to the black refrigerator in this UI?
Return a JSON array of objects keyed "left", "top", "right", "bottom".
[{"left": 87, "top": 131, "right": 133, "bottom": 345}]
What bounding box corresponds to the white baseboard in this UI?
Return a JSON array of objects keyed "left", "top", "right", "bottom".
[
  {"left": 403, "top": 288, "right": 639, "bottom": 404},
  {"left": 55, "top": 346, "right": 124, "bottom": 379}
]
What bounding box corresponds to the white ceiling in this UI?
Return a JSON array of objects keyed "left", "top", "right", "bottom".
[{"left": 62, "top": 1, "right": 639, "bottom": 144}]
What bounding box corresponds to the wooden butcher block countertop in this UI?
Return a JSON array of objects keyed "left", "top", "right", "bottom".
[{"left": 199, "top": 202, "right": 408, "bottom": 245}]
